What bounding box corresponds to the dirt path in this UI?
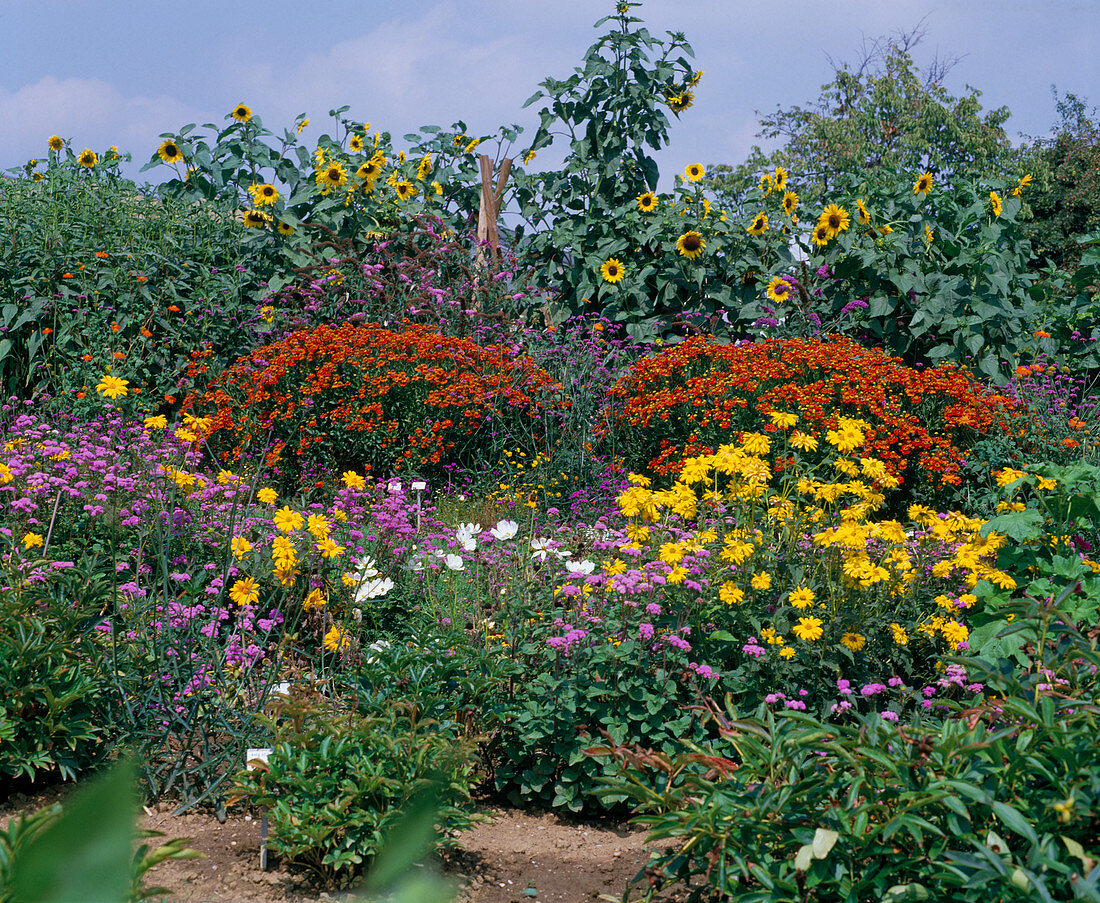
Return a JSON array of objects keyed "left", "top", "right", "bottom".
[{"left": 2, "top": 784, "right": 680, "bottom": 902}]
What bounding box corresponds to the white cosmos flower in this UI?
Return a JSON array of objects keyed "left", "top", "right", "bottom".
[
  {"left": 355, "top": 576, "right": 394, "bottom": 603},
  {"left": 364, "top": 639, "right": 391, "bottom": 664},
  {"left": 490, "top": 519, "right": 519, "bottom": 541},
  {"left": 530, "top": 537, "right": 552, "bottom": 561},
  {"left": 565, "top": 559, "right": 595, "bottom": 576},
  {"left": 445, "top": 553, "right": 465, "bottom": 571},
  {"left": 354, "top": 555, "right": 379, "bottom": 579},
  {"left": 455, "top": 523, "right": 481, "bottom": 551}
]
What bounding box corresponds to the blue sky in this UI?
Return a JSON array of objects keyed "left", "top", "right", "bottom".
[{"left": 2, "top": 0, "right": 1098, "bottom": 189}]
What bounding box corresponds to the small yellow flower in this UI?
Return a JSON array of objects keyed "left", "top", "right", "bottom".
[
  {"left": 750, "top": 571, "right": 772, "bottom": 591},
  {"left": 143, "top": 415, "right": 167, "bottom": 429},
  {"left": 841, "top": 631, "right": 866, "bottom": 652},
  {"left": 779, "top": 646, "right": 796, "bottom": 659},
  {"left": 229, "top": 577, "right": 259, "bottom": 607},
  {"left": 230, "top": 536, "right": 252, "bottom": 559},
  {"left": 96, "top": 374, "right": 129, "bottom": 399},
  {"left": 303, "top": 588, "right": 326, "bottom": 610},
  {"left": 323, "top": 626, "right": 352, "bottom": 653},
  {"left": 23, "top": 532, "right": 44, "bottom": 549},
  {"left": 719, "top": 581, "right": 744, "bottom": 605},
  {"left": 257, "top": 487, "right": 278, "bottom": 505},
  {"left": 788, "top": 586, "right": 815, "bottom": 609},
  {"left": 791, "top": 617, "right": 824, "bottom": 642},
  {"left": 342, "top": 470, "right": 366, "bottom": 490},
  {"left": 274, "top": 505, "right": 304, "bottom": 533}
]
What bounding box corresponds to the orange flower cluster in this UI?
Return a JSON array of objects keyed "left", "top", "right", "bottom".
[
  {"left": 608, "top": 336, "right": 1016, "bottom": 487},
  {"left": 185, "top": 323, "right": 556, "bottom": 481}
]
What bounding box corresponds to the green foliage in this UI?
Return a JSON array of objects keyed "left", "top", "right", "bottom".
[
  {"left": 0, "top": 162, "right": 266, "bottom": 405},
  {"left": 593, "top": 597, "right": 1100, "bottom": 902},
  {"left": 707, "top": 31, "right": 1014, "bottom": 212},
  {"left": 230, "top": 695, "right": 478, "bottom": 885},
  {"left": 0, "top": 565, "right": 114, "bottom": 783},
  {"left": 0, "top": 761, "right": 202, "bottom": 903}
]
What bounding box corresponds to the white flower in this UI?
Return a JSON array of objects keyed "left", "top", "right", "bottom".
[
  {"left": 565, "top": 559, "right": 595, "bottom": 576},
  {"left": 445, "top": 553, "right": 465, "bottom": 571},
  {"left": 355, "top": 576, "right": 394, "bottom": 604},
  {"left": 364, "top": 639, "right": 391, "bottom": 663},
  {"left": 455, "top": 523, "right": 481, "bottom": 552},
  {"left": 490, "top": 519, "right": 519, "bottom": 541},
  {"left": 354, "top": 555, "right": 379, "bottom": 579},
  {"left": 530, "top": 537, "right": 552, "bottom": 561}
]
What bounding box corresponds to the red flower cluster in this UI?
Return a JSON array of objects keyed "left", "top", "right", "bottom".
[
  {"left": 185, "top": 323, "right": 556, "bottom": 482},
  {"left": 608, "top": 336, "right": 1016, "bottom": 488}
]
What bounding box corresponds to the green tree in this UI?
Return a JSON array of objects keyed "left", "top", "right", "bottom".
[{"left": 708, "top": 27, "right": 1016, "bottom": 210}]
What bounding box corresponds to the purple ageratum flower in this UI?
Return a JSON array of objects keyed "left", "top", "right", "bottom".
[
  {"left": 880, "top": 711, "right": 899, "bottom": 722},
  {"left": 742, "top": 639, "right": 766, "bottom": 658},
  {"left": 861, "top": 682, "right": 889, "bottom": 697}
]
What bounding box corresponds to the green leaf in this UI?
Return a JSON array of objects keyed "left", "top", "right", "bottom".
[{"left": 991, "top": 801, "right": 1038, "bottom": 845}]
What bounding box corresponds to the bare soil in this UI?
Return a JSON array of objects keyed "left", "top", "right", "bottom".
[{"left": 1, "top": 782, "right": 684, "bottom": 903}]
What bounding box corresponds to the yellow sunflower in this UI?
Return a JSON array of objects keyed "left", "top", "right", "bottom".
[
  {"left": 684, "top": 163, "right": 705, "bottom": 182},
  {"left": 276, "top": 220, "right": 294, "bottom": 236},
  {"left": 356, "top": 160, "right": 381, "bottom": 182},
  {"left": 990, "top": 191, "right": 1003, "bottom": 217},
  {"left": 48, "top": 135, "right": 64, "bottom": 152},
  {"left": 747, "top": 213, "right": 768, "bottom": 236},
  {"left": 600, "top": 257, "right": 626, "bottom": 283},
  {"left": 231, "top": 103, "right": 253, "bottom": 123},
  {"left": 667, "top": 90, "right": 694, "bottom": 113},
  {"left": 676, "top": 230, "right": 705, "bottom": 259},
  {"left": 248, "top": 183, "right": 280, "bottom": 206},
  {"left": 417, "top": 154, "right": 432, "bottom": 179},
  {"left": 782, "top": 191, "right": 799, "bottom": 216},
  {"left": 812, "top": 222, "right": 832, "bottom": 247},
  {"left": 77, "top": 148, "right": 98, "bottom": 169},
  {"left": 316, "top": 161, "right": 348, "bottom": 192},
  {"left": 157, "top": 139, "right": 184, "bottom": 164},
  {"left": 33, "top": 172, "right": 43, "bottom": 182},
  {"left": 394, "top": 180, "right": 417, "bottom": 201},
  {"left": 1011, "top": 173, "right": 1032, "bottom": 196},
  {"left": 760, "top": 172, "right": 774, "bottom": 194},
  {"left": 348, "top": 134, "right": 364, "bottom": 153},
  {"left": 242, "top": 210, "right": 270, "bottom": 228},
  {"left": 766, "top": 276, "right": 792, "bottom": 303},
  {"left": 773, "top": 167, "right": 787, "bottom": 191},
  {"left": 856, "top": 198, "right": 871, "bottom": 225},
  {"left": 636, "top": 191, "right": 658, "bottom": 213},
  {"left": 913, "top": 172, "right": 933, "bottom": 195},
  {"left": 819, "top": 203, "right": 850, "bottom": 237}
]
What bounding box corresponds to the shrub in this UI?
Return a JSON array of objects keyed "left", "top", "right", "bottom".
[
  {"left": 0, "top": 562, "right": 114, "bottom": 783},
  {"left": 606, "top": 335, "right": 1013, "bottom": 506},
  {"left": 186, "top": 322, "right": 559, "bottom": 486},
  {"left": 593, "top": 591, "right": 1100, "bottom": 902},
  {"left": 230, "top": 695, "right": 477, "bottom": 885}
]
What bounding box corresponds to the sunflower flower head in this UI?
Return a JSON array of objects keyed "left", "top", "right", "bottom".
[
  {"left": 990, "top": 191, "right": 1003, "bottom": 217},
  {"left": 158, "top": 139, "right": 184, "bottom": 165},
  {"left": 48, "top": 135, "right": 64, "bottom": 152},
  {"left": 77, "top": 148, "right": 98, "bottom": 169},
  {"left": 248, "top": 183, "right": 280, "bottom": 206},
  {"left": 684, "top": 163, "right": 705, "bottom": 183},
  {"left": 747, "top": 213, "right": 768, "bottom": 236},
  {"left": 600, "top": 257, "right": 625, "bottom": 284},
  {"left": 676, "top": 230, "right": 705, "bottom": 259},
  {"left": 636, "top": 191, "right": 658, "bottom": 213},
  {"left": 231, "top": 103, "right": 253, "bottom": 123},
  {"left": 913, "top": 172, "right": 933, "bottom": 195}
]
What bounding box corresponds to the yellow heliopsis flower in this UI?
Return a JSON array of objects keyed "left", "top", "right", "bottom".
[
  {"left": 257, "top": 487, "right": 278, "bottom": 505},
  {"left": 600, "top": 258, "right": 625, "bottom": 283},
  {"left": 303, "top": 588, "right": 326, "bottom": 610},
  {"left": 96, "top": 374, "right": 129, "bottom": 399},
  {"left": 791, "top": 617, "right": 824, "bottom": 642},
  {"left": 747, "top": 213, "right": 768, "bottom": 236},
  {"left": 158, "top": 139, "right": 184, "bottom": 164},
  {"left": 324, "top": 626, "right": 352, "bottom": 653},
  {"left": 23, "top": 532, "right": 44, "bottom": 549},
  {"left": 684, "top": 163, "right": 705, "bottom": 182},
  {"left": 77, "top": 148, "right": 98, "bottom": 169},
  {"left": 768, "top": 410, "right": 798, "bottom": 429},
  {"left": 274, "top": 505, "right": 304, "bottom": 533},
  {"left": 342, "top": 470, "right": 366, "bottom": 489},
  {"left": 676, "top": 230, "right": 705, "bottom": 259},
  {"left": 788, "top": 586, "right": 815, "bottom": 609},
  {"left": 230, "top": 536, "right": 252, "bottom": 559},
  {"left": 750, "top": 571, "right": 771, "bottom": 590},
  {"left": 229, "top": 576, "right": 259, "bottom": 607},
  {"left": 841, "top": 631, "right": 866, "bottom": 652},
  {"left": 636, "top": 191, "right": 658, "bottom": 212},
  {"left": 143, "top": 415, "right": 167, "bottom": 429},
  {"left": 790, "top": 431, "right": 818, "bottom": 451},
  {"left": 231, "top": 103, "right": 253, "bottom": 123},
  {"left": 913, "top": 172, "right": 933, "bottom": 195}
]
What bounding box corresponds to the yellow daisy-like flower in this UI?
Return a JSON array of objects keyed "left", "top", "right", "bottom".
[
  {"left": 23, "top": 532, "right": 44, "bottom": 549},
  {"left": 1011, "top": 173, "right": 1032, "bottom": 196},
  {"left": 819, "top": 203, "right": 850, "bottom": 237},
  {"left": 77, "top": 148, "right": 98, "bottom": 169},
  {"left": 600, "top": 258, "right": 626, "bottom": 284},
  {"left": 636, "top": 191, "right": 658, "bottom": 213},
  {"left": 230, "top": 536, "right": 252, "bottom": 559},
  {"left": 158, "top": 139, "right": 184, "bottom": 164},
  {"left": 394, "top": 180, "right": 417, "bottom": 201},
  {"left": 257, "top": 487, "right": 278, "bottom": 505},
  {"left": 676, "top": 230, "right": 705, "bottom": 259},
  {"left": 994, "top": 467, "right": 1028, "bottom": 487},
  {"left": 773, "top": 167, "right": 787, "bottom": 191},
  {"left": 812, "top": 222, "right": 831, "bottom": 247},
  {"left": 990, "top": 191, "right": 1003, "bottom": 217},
  {"left": 48, "top": 135, "right": 64, "bottom": 151},
  {"left": 841, "top": 631, "right": 866, "bottom": 652},
  {"left": 782, "top": 191, "right": 798, "bottom": 216},
  {"left": 891, "top": 622, "right": 909, "bottom": 646},
  {"left": 318, "top": 537, "right": 345, "bottom": 559},
  {"left": 750, "top": 571, "right": 772, "bottom": 590},
  {"left": 719, "top": 581, "right": 744, "bottom": 605},
  {"left": 779, "top": 646, "right": 795, "bottom": 659},
  {"left": 684, "top": 163, "right": 705, "bottom": 182},
  {"left": 768, "top": 410, "right": 798, "bottom": 429},
  {"left": 231, "top": 103, "right": 253, "bottom": 123},
  {"left": 342, "top": 470, "right": 366, "bottom": 490},
  {"left": 316, "top": 161, "right": 348, "bottom": 192},
  {"left": 229, "top": 576, "right": 259, "bottom": 607},
  {"left": 464, "top": 138, "right": 480, "bottom": 153},
  {"left": 96, "top": 374, "right": 129, "bottom": 399},
  {"left": 248, "top": 183, "right": 280, "bottom": 207},
  {"left": 307, "top": 513, "right": 331, "bottom": 539},
  {"left": 856, "top": 198, "right": 871, "bottom": 225},
  {"left": 790, "top": 431, "right": 818, "bottom": 452},
  {"left": 747, "top": 213, "right": 768, "bottom": 236},
  {"left": 303, "top": 588, "right": 326, "bottom": 610},
  {"left": 788, "top": 586, "right": 815, "bottom": 609},
  {"left": 913, "top": 172, "right": 933, "bottom": 195},
  {"left": 271, "top": 535, "right": 296, "bottom": 563},
  {"left": 741, "top": 432, "right": 770, "bottom": 455},
  {"left": 274, "top": 505, "right": 304, "bottom": 533},
  {"left": 766, "top": 276, "right": 791, "bottom": 303},
  {"left": 791, "top": 617, "right": 824, "bottom": 642},
  {"left": 417, "top": 154, "right": 432, "bottom": 179},
  {"left": 0, "top": 463, "right": 13, "bottom": 485},
  {"left": 324, "top": 626, "right": 352, "bottom": 653},
  {"left": 143, "top": 415, "right": 167, "bottom": 429},
  {"left": 348, "top": 134, "right": 364, "bottom": 153},
  {"left": 242, "top": 209, "right": 270, "bottom": 228},
  {"left": 667, "top": 90, "right": 694, "bottom": 114},
  {"left": 356, "top": 159, "right": 381, "bottom": 182}
]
